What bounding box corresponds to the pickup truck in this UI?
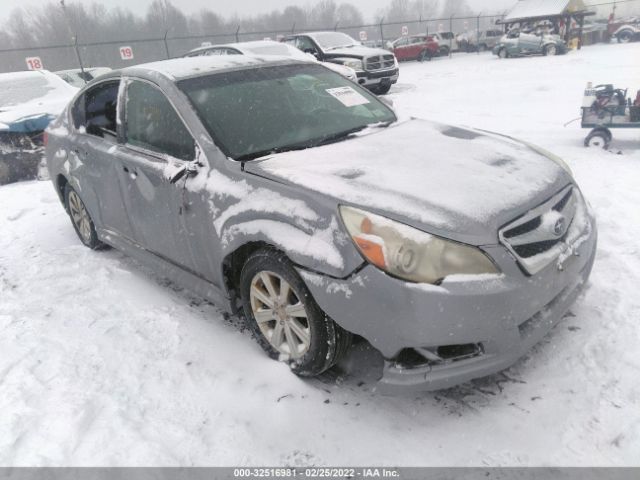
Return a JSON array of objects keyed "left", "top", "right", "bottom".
[{"left": 282, "top": 31, "right": 399, "bottom": 94}]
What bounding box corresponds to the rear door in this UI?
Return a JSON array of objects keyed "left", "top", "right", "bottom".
[
  {"left": 69, "top": 79, "right": 136, "bottom": 240},
  {"left": 393, "top": 37, "right": 411, "bottom": 60},
  {"left": 114, "top": 78, "right": 200, "bottom": 272}
]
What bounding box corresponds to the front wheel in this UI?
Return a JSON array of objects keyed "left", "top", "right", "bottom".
[
  {"left": 584, "top": 129, "right": 611, "bottom": 149},
  {"left": 498, "top": 48, "right": 508, "bottom": 59},
  {"left": 371, "top": 83, "right": 392, "bottom": 95},
  {"left": 544, "top": 44, "right": 558, "bottom": 56},
  {"left": 64, "top": 183, "right": 104, "bottom": 249},
  {"left": 240, "top": 249, "right": 351, "bottom": 377}
]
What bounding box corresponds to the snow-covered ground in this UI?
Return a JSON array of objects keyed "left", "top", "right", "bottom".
[{"left": 1, "top": 43, "right": 639, "bottom": 466}]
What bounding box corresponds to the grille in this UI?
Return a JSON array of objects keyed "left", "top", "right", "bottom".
[
  {"left": 499, "top": 185, "right": 581, "bottom": 274},
  {"left": 365, "top": 54, "right": 396, "bottom": 72}
]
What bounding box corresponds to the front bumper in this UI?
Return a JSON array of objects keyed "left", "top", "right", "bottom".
[
  {"left": 298, "top": 214, "right": 597, "bottom": 393},
  {"left": 356, "top": 68, "right": 399, "bottom": 87}
]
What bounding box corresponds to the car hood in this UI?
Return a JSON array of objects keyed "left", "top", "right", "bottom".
[
  {"left": 324, "top": 45, "right": 393, "bottom": 58},
  {"left": 0, "top": 92, "right": 75, "bottom": 133},
  {"left": 245, "top": 119, "right": 572, "bottom": 245}
]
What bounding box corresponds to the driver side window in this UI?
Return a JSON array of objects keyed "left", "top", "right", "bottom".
[{"left": 125, "top": 80, "right": 195, "bottom": 161}]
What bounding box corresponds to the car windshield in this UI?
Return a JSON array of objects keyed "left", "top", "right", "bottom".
[
  {"left": 0, "top": 73, "right": 56, "bottom": 107},
  {"left": 244, "top": 44, "right": 293, "bottom": 56},
  {"left": 311, "top": 32, "right": 359, "bottom": 50},
  {"left": 179, "top": 63, "right": 396, "bottom": 161}
]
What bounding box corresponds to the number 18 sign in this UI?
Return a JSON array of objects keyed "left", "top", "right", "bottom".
[
  {"left": 119, "top": 46, "right": 134, "bottom": 61},
  {"left": 25, "top": 57, "right": 44, "bottom": 70}
]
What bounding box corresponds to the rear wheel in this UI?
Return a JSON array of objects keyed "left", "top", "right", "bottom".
[
  {"left": 617, "top": 30, "right": 633, "bottom": 43},
  {"left": 478, "top": 43, "right": 487, "bottom": 52},
  {"left": 439, "top": 45, "right": 450, "bottom": 56},
  {"left": 544, "top": 44, "right": 557, "bottom": 56},
  {"left": 64, "top": 183, "right": 104, "bottom": 249},
  {"left": 240, "top": 249, "right": 351, "bottom": 377},
  {"left": 498, "top": 48, "right": 508, "bottom": 59}
]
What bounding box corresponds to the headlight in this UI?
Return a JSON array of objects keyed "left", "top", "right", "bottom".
[
  {"left": 341, "top": 59, "right": 364, "bottom": 71},
  {"left": 340, "top": 206, "right": 499, "bottom": 284}
]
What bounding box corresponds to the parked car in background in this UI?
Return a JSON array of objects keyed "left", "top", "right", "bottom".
[
  {"left": 612, "top": 20, "right": 640, "bottom": 43},
  {"left": 493, "top": 29, "right": 567, "bottom": 58},
  {"left": 46, "top": 55, "right": 596, "bottom": 392},
  {"left": 184, "top": 40, "right": 357, "bottom": 82},
  {"left": 464, "top": 29, "right": 505, "bottom": 52},
  {"left": 431, "top": 32, "right": 460, "bottom": 55},
  {"left": 0, "top": 70, "right": 77, "bottom": 185},
  {"left": 388, "top": 34, "right": 439, "bottom": 62},
  {"left": 281, "top": 31, "right": 399, "bottom": 94},
  {"left": 55, "top": 67, "right": 112, "bottom": 88}
]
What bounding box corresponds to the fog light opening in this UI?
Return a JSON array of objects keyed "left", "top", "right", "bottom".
[{"left": 394, "top": 343, "right": 484, "bottom": 368}]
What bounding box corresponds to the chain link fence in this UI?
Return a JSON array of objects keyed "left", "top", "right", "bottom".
[{"left": 0, "top": 13, "right": 507, "bottom": 74}]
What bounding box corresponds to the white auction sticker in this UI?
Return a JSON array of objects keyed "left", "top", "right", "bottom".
[{"left": 326, "top": 87, "right": 370, "bottom": 107}]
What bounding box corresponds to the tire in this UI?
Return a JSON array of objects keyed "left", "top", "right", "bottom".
[
  {"left": 498, "top": 48, "right": 508, "bottom": 59},
  {"left": 239, "top": 248, "right": 352, "bottom": 377},
  {"left": 371, "top": 83, "right": 392, "bottom": 95},
  {"left": 478, "top": 43, "right": 487, "bottom": 52},
  {"left": 439, "top": 46, "right": 450, "bottom": 57},
  {"left": 64, "top": 183, "right": 104, "bottom": 249},
  {"left": 544, "top": 44, "right": 557, "bottom": 56},
  {"left": 617, "top": 30, "right": 633, "bottom": 43},
  {"left": 584, "top": 129, "right": 611, "bottom": 149}
]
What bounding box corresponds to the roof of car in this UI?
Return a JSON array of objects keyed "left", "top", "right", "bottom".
[{"left": 121, "top": 55, "right": 297, "bottom": 81}]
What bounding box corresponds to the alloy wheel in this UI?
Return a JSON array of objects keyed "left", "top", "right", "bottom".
[
  {"left": 249, "top": 271, "right": 311, "bottom": 359},
  {"left": 68, "top": 190, "right": 92, "bottom": 242}
]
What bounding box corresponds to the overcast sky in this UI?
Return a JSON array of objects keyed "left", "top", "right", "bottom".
[{"left": 0, "top": 0, "right": 517, "bottom": 25}]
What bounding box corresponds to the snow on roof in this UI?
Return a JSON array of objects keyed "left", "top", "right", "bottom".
[
  {"left": 127, "top": 55, "right": 292, "bottom": 80},
  {"left": 504, "top": 0, "right": 589, "bottom": 22}
]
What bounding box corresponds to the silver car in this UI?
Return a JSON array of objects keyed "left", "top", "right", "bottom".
[{"left": 45, "top": 56, "right": 597, "bottom": 392}]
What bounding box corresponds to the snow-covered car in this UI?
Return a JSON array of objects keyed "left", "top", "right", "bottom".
[
  {"left": 612, "top": 22, "right": 640, "bottom": 43},
  {"left": 388, "top": 35, "right": 439, "bottom": 62},
  {"left": 281, "top": 32, "right": 399, "bottom": 94},
  {"left": 55, "top": 67, "right": 112, "bottom": 88},
  {"left": 46, "top": 56, "right": 597, "bottom": 392},
  {"left": 493, "top": 29, "right": 567, "bottom": 58},
  {"left": 0, "top": 70, "right": 77, "bottom": 185},
  {"left": 184, "top": 40, "right": 357, "bottom": 82}
]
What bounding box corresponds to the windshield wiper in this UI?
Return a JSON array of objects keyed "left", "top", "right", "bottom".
[
  {"left": 237, "top": 126, "right": 369, "bottom": 162},
  {"left": 325, "top": 44, "right": 358, "bottom": 51}
]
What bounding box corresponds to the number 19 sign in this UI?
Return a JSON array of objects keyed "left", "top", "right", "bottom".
[
  {"left": 119, "top": 46, "right": 134, "bottom": 61},
  {"left": 25, "top": 57, "right": 44, "bottom": 70}
]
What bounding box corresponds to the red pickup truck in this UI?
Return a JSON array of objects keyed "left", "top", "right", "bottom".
[{"left": 388, "top": 35, "right": 440, "bottom": 62}]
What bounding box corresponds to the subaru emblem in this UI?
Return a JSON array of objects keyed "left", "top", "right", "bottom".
[{"left": 553, "top": 217, "right": 566, "bottom": 236}]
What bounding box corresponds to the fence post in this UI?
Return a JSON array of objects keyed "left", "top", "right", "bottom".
[
  {"left": 235, "top": 25, "right": 240, "bottom": 42},
  {"left": 163, "top": 29, "right": 170, "bottom": 59},
  {"left": 477, "top": 14, "right": 481, "bottom": 55},
  {"left": 291, "top": 22, "right": 296, "bottom": 34},
  {"left": 379, "top": 18, "right": 384, "bottom": 47},
  {"left": 449, "top": 14, "right": 454, "bottom": 57},
  {"left": 334, "top": 22, "right": 339, "bottom": 32},
  {"left": 72, "top": 36, "right": 86, "bottom": 78}
]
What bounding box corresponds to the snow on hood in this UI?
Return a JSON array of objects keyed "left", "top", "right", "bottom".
[
  {"left": 246, "top": 119, "right": 572, "bottom": 245},
  {"left": 0, "top": 71, "right": 77, "bottom": 133},
  {"left": 324, "top": 45, "right": 394, "bottom": 58}
]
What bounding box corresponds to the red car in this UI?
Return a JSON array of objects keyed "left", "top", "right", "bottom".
[{"left": 388, "top": 35, "right": 439, "bottom": 62}]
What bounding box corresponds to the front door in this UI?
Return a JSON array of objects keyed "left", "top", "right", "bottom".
[{"left": 116, "top": 78, "right": 200, "bottom": 273}]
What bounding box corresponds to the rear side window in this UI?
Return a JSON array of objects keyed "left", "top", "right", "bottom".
[
  {"left": 72, "top": 80, "right": 120, "bottom": 141},
  {"left": 125, "top": 80, "right": 195, "bottom": 161}
]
